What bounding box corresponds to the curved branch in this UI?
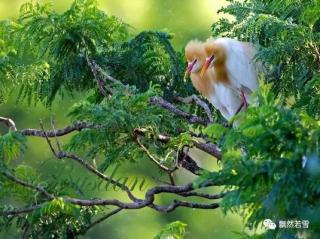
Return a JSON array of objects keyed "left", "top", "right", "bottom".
[{"left": 38, "top": 121, "right": 138, "bottom": 202}]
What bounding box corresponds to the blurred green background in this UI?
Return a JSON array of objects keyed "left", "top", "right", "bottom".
[{"left": 0, "top": 1, "right": 245, "bottom": 238}]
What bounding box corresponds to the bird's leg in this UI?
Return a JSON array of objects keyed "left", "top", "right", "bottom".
[
  {"left": 235, "top": 90, "right": 248, "bottom": 115},
  {"left": 235, "top": 100, "right": 244, "bottom": 115},
  {"left": 240, "top": 90, "right": 248, "bottom": 108}
]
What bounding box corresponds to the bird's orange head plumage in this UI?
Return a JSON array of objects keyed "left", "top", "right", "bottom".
[
  {"left": 185, "top": 40, "right": 206, "bottom": 68},
  {"left": 201, "top": 38, "right": 229, "bottom": 84},
  {"left": 184, "top": 40, "right": 215, "bottom": 97},
  {"left": 203, "top": 38, "right": 226, "bottom": 65}
]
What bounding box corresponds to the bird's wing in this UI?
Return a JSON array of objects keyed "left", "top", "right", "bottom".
[
  {"left": 208, "top": 86, "right": 231, "bottom": 120},
  {"left": 225, "top": 41, "right": 259, "bottom": 92},
  {"left": 214, "top": 83, "right": 242, "bottom": 118}
]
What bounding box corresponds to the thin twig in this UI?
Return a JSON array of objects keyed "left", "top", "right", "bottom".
[
  {"left": 0, "top": 204, "right": 43, "bottom": 216},
  {"left": 40, "top": 121, "right": 137, "bottom": 202},
  {"left": 1, "top": 171, "right": 54, "bottom": 200},
  {"left": 135, "top": 133, "right": 177, "bottom": 173},
  {"left": 50, "top": 117, "right": 62, "bottom": 152},
  {"left": 79, "top": 208, "right": 122, "bottom": 235}
]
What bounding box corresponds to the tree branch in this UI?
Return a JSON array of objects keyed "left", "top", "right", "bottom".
[
  {"left": 0, "top": 204, "right": 42, "bottom": 216},
  {"left": 149, "top": 96, "right": 210, "bottom": 126},
  {"left": 178, "top": 191, "right": 229, "bottom": 199},
  {"left": 20, "top": 121, "right": 96, "bottom": 137},
  {"left": 78, "top": 208, "right": 122, "bottom": 235},
  {"left": 86, "top": 57, "right": 112, "bottom": 96},
  {"left": 150, "top": 200, "right": 219, "bottom": 213},
  {"left": 193, "top": 141, "right": 222, "bottom": 160},
  {"left": 134, "top": 130, "right": 177, "bottom": 173},
  {"left": 39, "top": 121, "right": 138, "bottom": 202},
  {"left": 134, "top": 127, "right": 222, "bottom": 160},
  {"left": 1, "top": 171, "right": 54, "bottom": 200},
  {"left": 174, "top": 94, "right": 213, "bottom": 123}
]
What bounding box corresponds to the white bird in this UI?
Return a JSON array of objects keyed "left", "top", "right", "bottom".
[
  {"left": 184, "top": 40, "right": 242, "bottom": 121},
  {"left": 200, "top": 37, "right": 261, "bottom": 109}
]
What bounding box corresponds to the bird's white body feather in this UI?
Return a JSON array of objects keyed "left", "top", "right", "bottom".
[
  {"left": 208, "top": 73, "right": 242, "bottom": 120},
  {"left": 214, "top": 38, "right": 260, "bottom": 102}
]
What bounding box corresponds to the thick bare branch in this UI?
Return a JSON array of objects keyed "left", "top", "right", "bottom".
[
  {"left": 174, "top": 95, "right": 213, "bottom": 123},
  {"left": 193, "top": 141, "right": 222, "bottom": 160},
  {"left": 149, "top": 96, "right": 209, "bottom": 126},
  {"left": 0, "top": 170, "right": 222, "bottom": 226},
  {"left": 20, "top": 121, "right": 96, "bottom": 137},
  {"left": 178, "top": 153, "right": 204, "bottom": 176},
  {"left": 178, "top": 191, "right": 229, "bottom": 199},
  {"left": 150, "top": 200, "right": 219, "bottom": 213}
]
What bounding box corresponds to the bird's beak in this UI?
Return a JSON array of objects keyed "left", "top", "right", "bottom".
[
  {"left": 184, "top": 60, "right": 197, "bottom": 79},
  {"left": 200, "top": 56, "right": 214, "bottom": 78}
]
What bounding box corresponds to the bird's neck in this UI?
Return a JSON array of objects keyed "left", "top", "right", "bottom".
[
  {"left": 213, "top": 62, "right": 229, "bottom": 84},
  {"left": 191, "top": 72, "right": 214, "bottom": 97}
]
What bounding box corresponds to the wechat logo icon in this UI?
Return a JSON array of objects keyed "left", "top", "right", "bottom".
[{"left": 263, "top": 219, "right": 277, "bottom": 230}]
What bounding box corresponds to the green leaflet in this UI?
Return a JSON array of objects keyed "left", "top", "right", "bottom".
[
  {"left": 154, "top": 221, "right": 188, "bottom": 239},
  {"left": 0, "top": 132, "right": 26, "bottom": 163}
]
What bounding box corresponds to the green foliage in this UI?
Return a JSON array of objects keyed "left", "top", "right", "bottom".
[
  {"left": 67, "top": 84, "right": 189, "bottom": 171},
  {"left": 1, "top": 0, "right": 319, "bottom": 238},
  {"left": 212, "top": 0, "right": 320, "bottom": 117},
  {"left": 23, "top": 199, "right": 98, "bottom": 238},
  {"left": 0, "top": 20, "right": 20, "bottom": 103},
  {"left": 154, "top": 221, "right": 187, "bottom": 239},
  {"left": 0, "top": 132, "right": 26, "bottom": 163},
  {"left": 295, "top": 73, "right": 320, "bottom": 119},
  {"left": 201, "top": 83, "right": 320, "bottom": 238},
  {"left": 5, "top": 0, "right": 129, "bottom": 104},
  {"left": 209, "top": 1, "right": 320, "bottom": 236},
  {"left": 0, "top": 0, "right": 190, "bottom": 105},
  {"left": 100, "top": 30, "right": 193, "bottom": 99}
]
